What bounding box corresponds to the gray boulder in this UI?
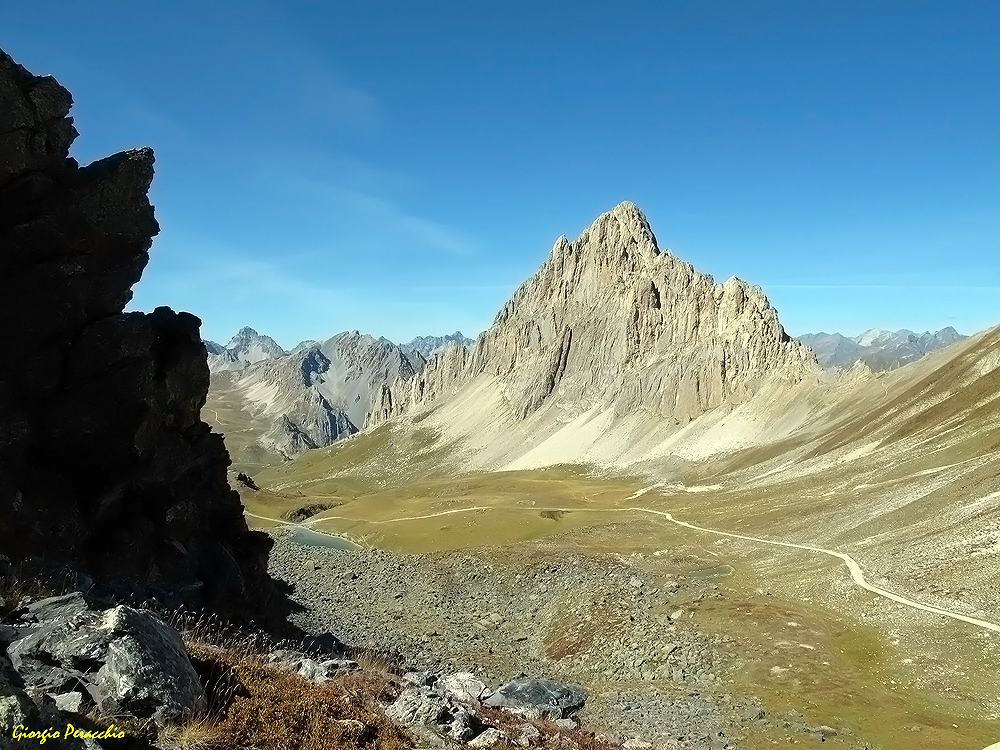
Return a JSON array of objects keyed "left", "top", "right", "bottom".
[
  {"left": 448, "top": 706, "right": 477, "bottom": 741},
  {"left": 24, "top": 592, "right": 89, "bottom": 624},
  {"left": 266, "top": 649, "right": 359, "bottom": 682},
  {"left": 386, "top": 686, "right": 451, "bottom": 727},
  {"left": 9, "top": 605, "right": 206, "bottom": 725},
  {"left": 437, "top": 671, "right": 488, "bottom": 703},
  {"left": 484, "top": 678, "right": 588, "bottom": 720},
  {"left": 468, "top": 728, "right": 504, "bottom": 747},
  {"left": 386, "top": 685, "right": 492, "bottom": 746}
]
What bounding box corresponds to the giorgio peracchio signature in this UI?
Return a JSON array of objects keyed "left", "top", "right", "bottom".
[{"left": 11, "top": 723, "right": 126, "bottom": 744}]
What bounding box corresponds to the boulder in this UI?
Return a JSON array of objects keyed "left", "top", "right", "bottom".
[
  {"left": 515, "top": 723, "right": 541, "bottom": 747},
  {"left": 266, "top": 649, "right": 359, "bottom": 682},
  {"left": 9, "top": 605, "right": 206, "bottom": 726},
  {"left": 484, "top": 678, "right": 588, "bottom": 720},
  {"left": 24, "top": 592, "right": 89, "bottom": 623},
  {"left": 468, "top": 728, "right": 504, "bottom": 748},
  {"left": 385, "top": 686, "right": 450, "bottom": 727},
  {"left": 385, "top": 685, "right": 494, "bottom": 746},
  {"left": 437, "top": 671, "right": 488, "bottom": 703},
  {"left": 296, "top": 657, "right": 359, "bottom": 683},
  {"left": 448, "top": 706, "right": 477, "bottom": 741}
]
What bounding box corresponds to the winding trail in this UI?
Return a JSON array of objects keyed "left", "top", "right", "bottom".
[
  {"left": 247, "top": 503, "right": 1000, "bottom": 634},
  {"left": 248, "top": 499, "right": 1000, "bottom": 749},
  {"left": 626, "top": 506, "right": 1000, "bottom": 635}
]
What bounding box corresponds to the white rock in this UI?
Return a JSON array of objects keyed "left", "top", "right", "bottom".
[
  {"left": 468, "top": 728, "right": 504, "bottom": 747},
  {"left": 439, "top": 672, "right": 488, "bottom": 702}
]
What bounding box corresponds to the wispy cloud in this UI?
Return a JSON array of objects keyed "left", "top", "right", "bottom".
[
  {"left": 309, "top": 74, "right": 380, "bottom": 132},
  {"left": 272, "top": 174, "right": 484, "bottom": 256}
]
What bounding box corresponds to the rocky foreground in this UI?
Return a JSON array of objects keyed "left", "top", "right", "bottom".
[{"left": 269, "top": 531, "right": 859, "bottom": 749}]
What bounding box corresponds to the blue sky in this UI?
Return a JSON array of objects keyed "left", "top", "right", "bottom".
[{"left": 3, "top": 1, "right": 998, "bottom": 347}]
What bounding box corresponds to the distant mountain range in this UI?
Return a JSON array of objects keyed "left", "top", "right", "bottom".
[
  {"left": 401, "top": 331, "right": 476, "bottom": 358},
  {"left": 205, "top": 327, "right": 286, "bottom": 371},
  {"left": 795, "top": 327, "right": 966, "bottom": 371},
  {"left": 202, "top": 230, "right": 967, "bottom": 467},
  {"left": 202, "top": 328, "right": 475, "bottom": 460}
]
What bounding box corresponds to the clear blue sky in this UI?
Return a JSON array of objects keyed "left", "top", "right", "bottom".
[{"left": 3, "top": 1, "right": 998, "bottom": 347}]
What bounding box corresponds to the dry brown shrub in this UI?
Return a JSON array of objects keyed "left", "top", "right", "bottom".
[
  {"left": 158, "top": 716, "right": 226, "bottom": 750},
  {"left": 350, "top": 647, "right": 403, "bottom": 678},
  {"left": 184, "top": 639, "right": 411, "bottom": 750}
]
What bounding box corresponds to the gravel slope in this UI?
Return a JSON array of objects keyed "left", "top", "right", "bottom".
[{"left": 267, "top": 530, "right": 866, "bottom": 749}]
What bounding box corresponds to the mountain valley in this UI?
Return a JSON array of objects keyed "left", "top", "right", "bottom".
[
  {"left": 218, "top": 205, "right": 1000, "bottom": 750},
  {"left": 4, "top": 19, "right": 997, "bottom": 750}
]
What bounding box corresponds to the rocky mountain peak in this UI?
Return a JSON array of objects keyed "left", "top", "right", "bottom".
[
  {"left": 372, "top": 203, "right": 814, "bottom": 428},
  {"left": 226, "top": 326, "right": 285, "bottom": 359},
  {"left": 558, "top": 202, "right": 661, "bottom": 277}
]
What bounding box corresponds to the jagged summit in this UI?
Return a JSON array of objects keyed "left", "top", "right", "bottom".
[
  {"left": 226, "top": 326, "right": 286, "bottom": 361},
  {"left": 205, "top": 327, "right": 286, "bottom": 373},
  {"left": 372, "top": 203, "right": 814, "bottom": 430},
  {"left": 566, "top": 201, "right": 661, "bottom": 266}
]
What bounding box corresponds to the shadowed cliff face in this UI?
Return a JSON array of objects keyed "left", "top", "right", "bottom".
[{"left": 0, "top": 49, "right": 284, "bottom": 625}]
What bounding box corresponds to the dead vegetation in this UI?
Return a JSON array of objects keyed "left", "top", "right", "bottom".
[{"left": 181, "top": 637, "right": 411, "bottom": 750}]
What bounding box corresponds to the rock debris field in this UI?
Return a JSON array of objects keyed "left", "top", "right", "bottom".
[{"left": 268, "top": 530, "right": 863, "bottom": 749}]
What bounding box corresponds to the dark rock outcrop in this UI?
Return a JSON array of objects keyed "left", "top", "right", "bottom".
[
  {"left": 483, "top": 678, "right": 588, "bottom": 719},
  {"left": 0, "top": 48, "right": 281, "bottom": 624}
]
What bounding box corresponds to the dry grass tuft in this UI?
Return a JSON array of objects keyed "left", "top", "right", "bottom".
[
  {"left": 350, "top": 647, "right": 403, "bottom": 678},
  {"left": 0, "top": 561, "right": 69, "bottom": 619},
  {"left": 158, "top": 716, "right": 226, "bottom": 750},
  {"left": 182, "top": 638, "right": 411, "bottom": 750}
]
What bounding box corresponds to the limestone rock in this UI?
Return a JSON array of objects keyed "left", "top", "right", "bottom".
[
  {"left": 385, "top": 686, "right": 451, "bottom": 727},
  {"left": 24, "top": 592, "right": 89, "bottom": 623},
  {"left": 0, "top": 47, "right": 281, "bottom": 624},
  {"left": 468, "top": 728, "right": 504, "bottom": 748},
  {"left": 437, "top": 671, "right": 489, "bottom": 703},
  {"left": 266, "top": 649, "right": 359, "bottom": 682},
  {"left": 0, "top": 652, "right": 39, "bottom": 750},
  {"left": 9, "top": 605, "right": 207, "bottom": 726},
  {"left": 372, "top": 202, "right": 814, "bottom": 428}
]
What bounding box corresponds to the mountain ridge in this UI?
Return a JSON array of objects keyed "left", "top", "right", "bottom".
[{"left": 797, "top": 326, "right": 966, "bottom": 371}]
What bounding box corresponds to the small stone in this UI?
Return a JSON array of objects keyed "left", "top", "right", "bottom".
[
  {"left": 516, "top": 723, "right": 541, "bottom": 747},
  {"left": 469, "top": 728, "right": 504, "bottom": 748}
]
